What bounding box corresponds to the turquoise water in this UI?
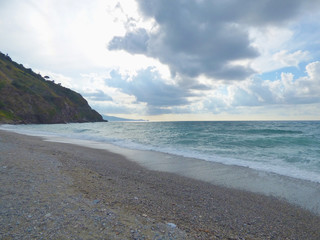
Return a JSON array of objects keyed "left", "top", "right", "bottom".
[{"left": 1, "top": 121, "right": 320, "bottom": 183}]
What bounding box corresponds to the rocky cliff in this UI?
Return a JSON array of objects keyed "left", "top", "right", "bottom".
[{"left": 0, "top": 52, "right": 105, "bottom": 124}]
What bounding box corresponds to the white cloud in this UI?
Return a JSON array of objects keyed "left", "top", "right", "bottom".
[
  {"left": 273, "top": 50, "right": 310, "bottom": 68},
  {"left": 186, "top": 60, "right": 320, "bottom": 119},
  {"left": 294, "top": 61, "right": 320, "bottom": 97},
  {"left": 305, "top": 61, "right": 320, "bottom": 80},
  {"left": 231, "top": 61, "right": 320, "bottom": 107},
  {"left": 0, "top": 0, "right": 145, "bottom": 72},
  {"left": 249, "top": 27, "right": 311, "bottom": 73}
]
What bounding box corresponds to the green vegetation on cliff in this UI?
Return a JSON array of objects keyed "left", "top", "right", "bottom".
[{"left": 0, "top": 52, "right": 105, "bottom": 124}]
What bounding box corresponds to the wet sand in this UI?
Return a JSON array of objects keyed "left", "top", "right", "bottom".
[{"left": 1, "top": 130, "right": 320, "bottom": 239}]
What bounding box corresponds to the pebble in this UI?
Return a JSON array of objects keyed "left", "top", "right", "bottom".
[
  {"left": 2, "top": 130, "right": 319, "bottom": 240},
  {"left": 167, "top": 223, "right": 177, "bottom": 228}
]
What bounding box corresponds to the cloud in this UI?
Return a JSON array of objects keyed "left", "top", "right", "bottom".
[
  {"left": 108, "top": 28, "right": 149, "bottom": 54},
  {"left": 108, "top": 0, "right": 320, "bottom": 81},
  {"left": 193, "top": 60, "right": 320, "bottom": 118},
  {"left": 105, "top": 67, "right": 195, "bottom": 114},
  {"left": 92, "top": 102, "right": 136, "bottom": 115},
  {"left": 226, "top": 0, "right": 317, "bottom": 26},
  {"left": 288, "top": 61, "right": 320, "bottom": 99},
  {"left": 82, "top": 90, "right": 113, "bottom": 102},
  {"left": 0, "top": 0, "right": 123, "bottom": 73},
  {"left": 273, "top": 50, "right": 310, "bottom": 68},
  {"left": 231, "top": 61, "right": 320, "bottom": 107},
  {"left": 97, "top": 61, "right": 320, "bottom": 116},
  {"left": 1, "top": 0, "right": 320, "bottom": 119}
]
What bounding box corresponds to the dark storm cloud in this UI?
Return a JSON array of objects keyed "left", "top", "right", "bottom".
[
  {"left": 228, "top": 0, "right": 316, "bottom": 26},
  {"left": 108, "top": 28, "right": 149, "bottom": 54},
  {"left": 137, "top": 0, "right": 318, "bottom": 26},
  {"left": 108, "top": 0, "right": 320, "bottom": 81}
]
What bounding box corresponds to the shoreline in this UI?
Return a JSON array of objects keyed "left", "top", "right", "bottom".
[
  {"left": 36, "top": 133, "right": 320, "bottom": 215},
  {"left": 2, "top": 121, "right": 320, "bottom": 185},
  {"left": 1, "top": 130, "right": 320, "bottom": 239}
]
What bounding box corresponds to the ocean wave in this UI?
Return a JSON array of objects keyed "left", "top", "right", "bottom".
[
  {"left": 2, "top": 121, "right": 320, "bottom": 183},
  {"left": 244, "top": 129, "right": 303, "bottom": 135},
  {"left": 72, "top": 128, "right": 94, "bottom": 133}
]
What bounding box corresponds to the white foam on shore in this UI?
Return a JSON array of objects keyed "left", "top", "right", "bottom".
[
  {"left": 1, "top": 125, "right": 320, "bottom": 215},
  {"left": 2, "top": 124, "right": 320, "bottom": 184},
  {"left": 40, "top": 135, "right": 320, "bottom": 215}
]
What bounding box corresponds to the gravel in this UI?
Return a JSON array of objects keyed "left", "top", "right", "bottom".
[{"left": 1, "top": 130, "right": 320, "bottom": 239}]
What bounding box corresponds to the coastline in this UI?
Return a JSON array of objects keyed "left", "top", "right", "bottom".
[
  {"left": 1, "top": 130, "right": 320, "bottom": 239},
  {"left": 41, "top": 134, "right": 320, "bottom": 215}
]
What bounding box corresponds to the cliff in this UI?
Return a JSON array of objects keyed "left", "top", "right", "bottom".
[{"left": 0, "top": 52, "right": 105, "bottom": 124}]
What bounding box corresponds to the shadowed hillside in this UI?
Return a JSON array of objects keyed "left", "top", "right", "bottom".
[{"left": 0, "top": 52, "right": 105, "bottom": 124}]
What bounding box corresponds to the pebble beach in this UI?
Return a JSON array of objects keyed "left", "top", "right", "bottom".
[{"left": 1, "top": 130, "right": 320, "bottom": 239}]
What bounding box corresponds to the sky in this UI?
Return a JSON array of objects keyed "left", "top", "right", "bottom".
[{"left": 1, "top": 0, "right": 320, "bottom": 121}]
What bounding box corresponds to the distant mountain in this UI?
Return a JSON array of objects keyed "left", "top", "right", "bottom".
[
  {"left": 102, "top": 115, "right": 147, "bottom": 122},
  {"left": 0, "top": 52, "right": 105, "bottom": 124}
]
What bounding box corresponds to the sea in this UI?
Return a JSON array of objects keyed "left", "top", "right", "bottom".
[{"left": 1, "top": 121, "right": 320, "bottom": 214}]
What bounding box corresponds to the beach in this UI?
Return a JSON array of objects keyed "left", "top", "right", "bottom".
[{"left": 1, "top": 130, "right": 320, "bottom": 239}]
